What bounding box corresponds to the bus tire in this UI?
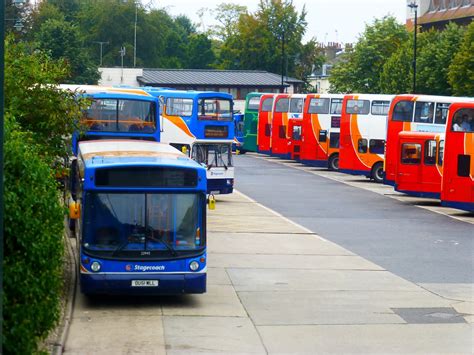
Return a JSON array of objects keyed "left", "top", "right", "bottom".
[
  {"left": 371, "top": 162, "right": 384, "bottom": 183},
  {"left": 328, "top": 154, "right": 339, "bottom": 171}
]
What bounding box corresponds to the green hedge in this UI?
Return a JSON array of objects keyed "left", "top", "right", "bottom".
[{"left": 3, "top": 117, "right": 65, "bottom": 354}]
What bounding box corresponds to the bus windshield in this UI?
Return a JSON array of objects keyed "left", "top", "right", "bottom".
[
  {"left": 192, "top": 143, "right": 232, "bottom": 168},
  {"left": 82, "top": 192, "right": 204, "bottom": 257},
  {"left": 198, "top": 98, "right": 232, "bottom": 121},
  {"left": 83, "top": 99, "right": 156, "bottom": 133}
]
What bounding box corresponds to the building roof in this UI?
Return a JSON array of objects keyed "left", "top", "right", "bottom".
[
  {"left": 137, "top": 69, "right": 303, "bottom": 87},
  {"left": 418, "top": 3, "right": 474, "bottom": 25}
]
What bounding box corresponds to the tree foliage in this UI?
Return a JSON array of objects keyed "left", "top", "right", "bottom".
[
  {"left": 330, "top": 16, "right": 408, "bottom": 93},
  {"left": 217, "top": 0, "right": 308, "bottom": 78},
  {"left": 3, "top": 117, "right": 65, "bottom": 354},
  {"left": 448, "top": 21, "right": 474, "bottom": 96},
  {"left": 4, "top": 36, "right": 85, "bottom": 161},
  {"left": 2, "top": 35, "right": 87, "bottom": 353}
]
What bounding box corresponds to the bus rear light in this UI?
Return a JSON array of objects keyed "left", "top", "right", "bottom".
[
  {"left": 90, "top": 261, "right": 101, "bottom": 272},
  {"left": 189, "top": 261, "right": 199, "bottom": 271}
]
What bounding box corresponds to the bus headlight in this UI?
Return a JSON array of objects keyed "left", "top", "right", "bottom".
[
  {"left": 90, "top": 261, "right": 101, "bottom": 272},
  {"left": 189, "top": 261, "right": 199, "bottom": 271}
]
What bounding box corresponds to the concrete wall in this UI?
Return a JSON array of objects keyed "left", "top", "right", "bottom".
[{"left": 99, "top": 67, "right": 143, "bottom": 87}]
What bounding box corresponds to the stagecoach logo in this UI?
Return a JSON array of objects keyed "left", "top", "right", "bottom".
[{"left": 125, "top": 264, "right": 132, "bottom": 271}]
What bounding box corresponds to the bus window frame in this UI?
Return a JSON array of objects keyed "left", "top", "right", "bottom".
[
  {"left": 346, "top": 99, "right": 370, "bottom": 115},
  {"left": 437, "top": 140, "right": 444, "bottom": 166},
  {"left": 371, "top": 100, "right": 391, "bottom": 116},
  {"left": 369, "top": 139, "right": 385, "bottom": 154},
  {"left": 358, "top": 138, "right": 368, "bottom": 153},
  {"left": 84, "top": 98, "right": 157, "bottom": 133},
  {"left": 401, "top": 143, "right": 422, "bottom": 165},
  {"left": 247, "top": 96, "right": 261, "bottom": 111},
  {"left": 330, "top": 98, "right": 343, "bottom": 115},
  {"left": 289, "top": 98, "right": 304, "bottom": 113},
  {"left": 165, "top": 97, "right": 194, "bottom": 117},
  {"left": 392, "top": 100, "right": 414, "bottom": 122},
  {"left": 275, "top": 98, "right": 290, "bottom": 113},
  {"left": 414, "top": 101, "right": 435, "bottom": 124},
  {"left": 308, "top": 98, "right": 330, "bottom": 114},
  {"left": 424, "top": 140, "right": 437, "bottom": 166},
  {"left": 261, "top": 97, "right": 274, "bottom": 112}
]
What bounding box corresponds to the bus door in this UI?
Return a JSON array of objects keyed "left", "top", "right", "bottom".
[
  {"left": 420, "top": 137, "right": 442, "bottom": 194},
  {"left": 397, "top": 139, "right": 423, "bottom": 191}
]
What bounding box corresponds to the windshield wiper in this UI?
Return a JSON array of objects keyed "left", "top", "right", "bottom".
[
  {"left": 112, "top": 230, "right": 144, "bottom": 256},
  {"left": 145, "top": 227, "right": 177, "bottom": 256}
]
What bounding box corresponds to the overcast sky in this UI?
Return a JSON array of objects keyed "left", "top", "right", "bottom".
[{"left": 151, "top": 0, "right": 408, "bottom": 44}]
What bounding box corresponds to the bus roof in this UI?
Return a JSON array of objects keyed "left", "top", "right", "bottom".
[
  {"left": 60, "top": 84, "right": 152, "bottom": 97},
  {"left": 393, "top": 94, "right": 474, "bottom": 103},
  {"left": 346, "top": 94, "right": 395, "bottom": 100},
  {"left": 78, "top": 140, "right": 202, "bottom": 170},
  {"left": 145, "top": 89, "right": 233, "bottom": 100}
]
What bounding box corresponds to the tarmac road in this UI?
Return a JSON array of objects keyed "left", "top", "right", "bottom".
[{"left": 234, "top": 154, "right": 474, "bottom": 284}]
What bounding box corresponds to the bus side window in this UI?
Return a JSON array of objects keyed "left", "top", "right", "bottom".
[
  {"left": 424, "top": 140, "right": 437, "bottom": 165},
  {"left": 435, "top": 103, "right": 450, "bottom": 124},
  {"left": 437, "top": 140, "right": 444, "bottom": 166},
  {"left": 401, "top": 143, "right": 421, "bottom": 164},
  {"left": 393, "top": 101, "right": 413, "bottom": 122},
  {"left": 279, "top": 125, "right": 286, "bottom": 139},
  {"left": 414, "top": 102, "right": 434, "bottom": 124},
  {"left": 458, "top": 155, "right": 471, "bottom": 177},
  {"left": 329, "top": 133, "right": 340, "bottom": 148},
  {"left": 265, "top": 124, "right": 271, "bottom": 137},
  {"left": 319, "top": 130, "right": 327, "bottom": 143},
  {"left": 358, "top": 139, "right": 368, "bottom": 153},
  {"left": 369, "top": 139, "right": 385, "bottom": 154}
]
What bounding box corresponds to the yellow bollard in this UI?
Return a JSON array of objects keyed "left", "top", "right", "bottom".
[{"left": 208, "top": 195, "right": 216, "bottom": 210}]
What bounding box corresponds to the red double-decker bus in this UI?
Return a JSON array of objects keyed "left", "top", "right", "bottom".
[
  {"left": 441, "top": 102, "right": 474, "bottom": 212},
  {"left": 300, "top": 94, "right": 344, "bottom": 170}
]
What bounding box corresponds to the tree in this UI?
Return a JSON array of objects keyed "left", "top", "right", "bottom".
[
  {"left": 210, "top": 3, "right": 248, "bottom": 42},
  {"left": 330, "top": 16, "right": 408, "bottom": 93},
  {"left": 448, "top": 21, "right": 474, "bottom": 96},
  {"left": 417, "top": 23, "right": 465, "bottom": 95},
  {"left": 3, "top": 35, "right": 87, "bottom": 353},
  {"left": 4, "top": 36, "right": 85, "bottom": 160},
  {"left": 294, "top": 39, "right": 325, "bottom": 92},
  {"left": 35, "top": 18, "right": 100, "bottom": 84},
  {"left": 217, "top": 0, "right": 307, "bottom": 78},
  {"left": 187, "top": 33, "right": 216, "bottom": 69}
]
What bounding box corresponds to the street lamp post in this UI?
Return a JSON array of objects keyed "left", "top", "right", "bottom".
[
  {"left": 93, "top": 41, "right": 108, "bottom": 67},
  {"left": 134, "top": 2, "right": 137, "bottom": 67},
  {"left": 281, "top": 31, "right": 285, "bottom": 92},
  {"left": 408, "top": 2, "right": 418, "bottom": 94}
]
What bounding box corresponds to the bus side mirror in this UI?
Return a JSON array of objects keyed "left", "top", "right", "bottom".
[
  {"left": 69, "top": 201, "right": 81, "bottom": 219},
  {"left": 208, "top": 195, "right": 216, "bottom": 210}
]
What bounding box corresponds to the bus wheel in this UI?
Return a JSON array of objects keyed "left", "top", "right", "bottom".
[
  {"left": 328, "top": 154, "right": 339, "bottom": 171},
  {"left": 371, "top": 162, "right": 384, "bottom": 183}
]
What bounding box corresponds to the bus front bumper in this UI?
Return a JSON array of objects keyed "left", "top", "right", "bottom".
[{"left": 80, "top": 272, "right": 206, "bottom": 295}]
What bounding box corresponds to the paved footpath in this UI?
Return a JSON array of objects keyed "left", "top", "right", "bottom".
[{"left": 64, "top": 191, "right": 473, "bottom": 354}]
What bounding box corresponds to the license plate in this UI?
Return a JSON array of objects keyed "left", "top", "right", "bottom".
[{"left": 131, "top": 280, "right": 159, "bottom": 287}]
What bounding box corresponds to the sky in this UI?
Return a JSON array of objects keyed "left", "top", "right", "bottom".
[{"left": 150, "top": 0, "right": 408, "bottom": 44}]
